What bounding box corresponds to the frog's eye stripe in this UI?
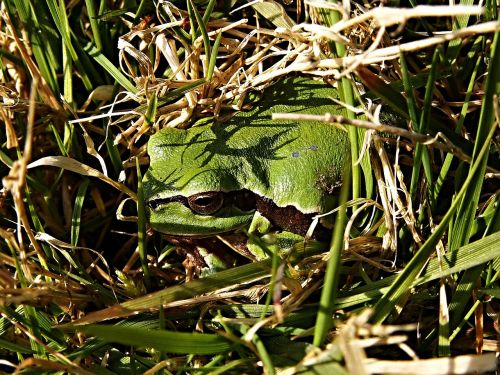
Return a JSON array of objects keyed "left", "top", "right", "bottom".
[
  {"left": 146, "top": 192, "right": 225, "bottom": 215},
  {"left": 147, "top": 190, "right": 257, "bottom": 215}
]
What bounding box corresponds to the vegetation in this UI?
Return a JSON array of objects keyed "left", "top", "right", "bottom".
[{"left": 0, "top": 0, "right": 498, "bottom": 373}]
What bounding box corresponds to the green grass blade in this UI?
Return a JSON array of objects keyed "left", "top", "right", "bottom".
[
  {"left": 65, "top": 259, "right": 271, "bottom": 325},
  {"left": 73, "top": 325, "right": 234, "bottom": 354},
  {"left": 356, "top": 66, "right": 475, "bottom": 159},
  {"left": 477, "top": 288, "right": 500, "bottom": 298},
  {"left": 317, "top": 5, "right": 360, "bottom": 201},
  {"left": 86, "top": 44, "right": 137, "bottom": 93},
  {"left": 0, "top": 337, "right": 34, "bottom": 354},
  {"left": 189, "top": 0, "right": 211, "bottom": 76},
  {"left": 400, "top": 51, "right": 421, "bottom": 204},
  {"left": 207, "top": 31, "right": 222, "bottom": 81},
  {"left": 446, "top": 0, "right": 475, "bottom": 61},
  {"left": 313, "top": 165, "right": 351, "bottom": 346},
  {"left": 104, "top": 126, "right": 123, "bottom": 175},
  {"left": 370, "top": 117, "right": 498, "bottom": 324},
  {"left": 448, "top": 299, "right": 481, "bottom": 342},
  {"left": 251, "top": 0, "right": 295, "bottom": 29},
  {"left": 6, "top": 0, "right": 59, "bottom": 93},
  {"left": 24, "top": 187, "right": 55, "bottom": 261},
  {"left": 45, "top": 0, "right": 93, "bottom": 90},
  {"left": 432, "top": 56, "right": 482, "bottom": 202},
  {"left": 134, "top": 0, "right": 149, "bottom": 21},
  {"left": 136, "top": 158, "right": 150, "bottom": 290},
  {"left": 49, "top": 123, "right": 69, "bottom": 157},
  {"left": 71, "top": 178, "right": 90, "bottom": 246},
  {"left": 336, "top": 231, "right": 500, "bottom": 309},
  {"left": 186, "top": 0, "right": 197, "bottom": 45},
  {"left": 113, "top": 78, "right": 205, "bottom": 124},
  {"left": 443, "top": 31, "right": 500, "bottom": 340},
  {"left": 202, "top": 0, "right": 217, "bottom": 24},
  {"left": 85, "top": 0, "right": 103, "bottom": 51},
  {"left": 410, "top": 49, "right": 440, "bottom": 201},
  {"left": 449, "top": 30, "right": 500, "bottom": 251},
  {"left": 144, "top": 92, "right": 158, "bottom": 126},
  {"left": 63, "top": 42, "right": 74, "bottom": 108},
  {"left": 251, "top": 329, "right": 275, "bottom": 375},
  {"left": 438, "top": 280, "right": 451, "bottom": 356}
]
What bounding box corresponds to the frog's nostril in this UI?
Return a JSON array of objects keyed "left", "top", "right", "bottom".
[
  {"left": 147, "top": 199, "right": 161, "bottom": 210},
  {"left": 147, "top": 198, "right": 172, "bottom": 210}
]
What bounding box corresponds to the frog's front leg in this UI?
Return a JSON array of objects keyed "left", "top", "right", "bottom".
[
  {"left": 246, "top": 211, "right": 275, "bottom": 261},
  {"left": 215, "top": 211, "right": 271, "bottom": 261},
  {"left": 246, "top": 211, "right": 305, "bottom": 261},
  {"left": 166, "top": 236, "right": 237, "bottom": 277},
  {"left": 216, "top": 211, "right": 303, "bottom": 262}
]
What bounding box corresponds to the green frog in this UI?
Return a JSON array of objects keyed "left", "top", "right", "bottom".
[{"left": 143, "top": 77, "right": 350, "bottom": 269}]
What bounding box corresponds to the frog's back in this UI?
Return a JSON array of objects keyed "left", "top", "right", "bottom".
[{"left": 145, "top": 77, "right": 350, "bottom": 214}]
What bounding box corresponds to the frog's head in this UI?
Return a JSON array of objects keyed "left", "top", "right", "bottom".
[
  {"left": 142, "top": 77, "right": 350, "bottom": 237},
  {"left": 142, "top": 126, "right": 257, "bottom": 236}
]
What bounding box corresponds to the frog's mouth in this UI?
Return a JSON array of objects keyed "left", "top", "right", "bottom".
[
  {"left": 157, "top": 227, "right": 246, "bottom": 239},
  {"left": 146, "top": 189, "right": 257, "bottom": 216}
]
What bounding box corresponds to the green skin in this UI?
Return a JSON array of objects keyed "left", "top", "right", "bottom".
[{"left": 143, "top": 77, "right": 350, "bottom": 242}]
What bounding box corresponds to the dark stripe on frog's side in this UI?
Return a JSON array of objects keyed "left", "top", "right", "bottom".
[
  {"left": 254, "top": 196, "right": 329, "bottom": 240},
  {"left": 147, "top": 189, "right": 257, "bottom": 212}
]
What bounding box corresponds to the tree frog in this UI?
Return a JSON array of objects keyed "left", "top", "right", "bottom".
[{"left": 143, "top": 77, "right": 350, "bottom": 266}]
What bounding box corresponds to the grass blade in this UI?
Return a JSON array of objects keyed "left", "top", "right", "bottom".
[
  {"left": 409, "top": 49, "right": 440, "bottom": 201},
  {"left": 74, "top": 325, "right": 234, "bottom": 354},
  {"left": 188, "top": 0, "right": 211, "bottom": 76},
  {"left": 370, "top": 116, "right": 498, "bottom": 324},
  {"left": 84, "top": 0, "right": 103, "bottom": 51},
  {"left": 86, "top": 44, "right": 137, "bottom": 93},
  {"left": 136, "top": 158, "right": 150, "bottom": 290},
  {"left": 313, "top": 165, "right": 351, "bottom": 346},
  {"left": 317, "top": 3, "right": 361, "bottom": 201},
  {"left": 71, "top": 179, "right": 90, "bottom": 246}
]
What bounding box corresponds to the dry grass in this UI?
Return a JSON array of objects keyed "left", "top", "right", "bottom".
[{"left": 0, "top": 0, "right": 499, "bottom": 373}]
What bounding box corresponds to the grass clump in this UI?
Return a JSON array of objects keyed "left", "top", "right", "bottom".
[{"left": 0, "top": 0, "right": 499, "bottom": 373}]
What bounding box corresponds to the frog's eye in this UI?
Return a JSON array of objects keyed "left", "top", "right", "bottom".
[{"left": 188, "top": 192, "right": 224, "bottom": 215}]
